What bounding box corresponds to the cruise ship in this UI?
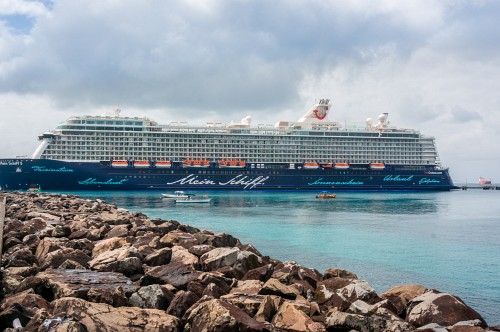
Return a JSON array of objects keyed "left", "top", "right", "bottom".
[{"left": 0, "top": 99, "right": 457, "bottom": 191}]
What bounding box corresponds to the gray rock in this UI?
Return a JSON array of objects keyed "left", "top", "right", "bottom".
[
  {"left": 407, "top": 290, "right": 487, "bottom": 328},
  {"left": 129, "top": 284, "right": 172, "bottom": 309}
]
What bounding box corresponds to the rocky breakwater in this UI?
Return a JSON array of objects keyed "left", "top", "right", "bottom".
[{"left": 0, "top": 192, "right": 495, "bottom": 332}]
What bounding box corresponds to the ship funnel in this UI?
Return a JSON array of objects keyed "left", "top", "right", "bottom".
[{"left": 297, "top": 99, "right": 331, "bottom": 123}]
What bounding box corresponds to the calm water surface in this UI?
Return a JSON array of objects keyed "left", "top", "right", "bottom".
[{"left": 62, "top": 189, "right": 500, "bottom": 325}]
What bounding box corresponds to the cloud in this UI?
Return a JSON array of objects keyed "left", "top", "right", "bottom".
[
  {"left": 0, "top": 0, "right": 454, "bottom": 113},
  {"left": 0, "top": 0, "right": 49, "bottom": 17}
]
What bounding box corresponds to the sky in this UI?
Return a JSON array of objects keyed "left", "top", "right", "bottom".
[{"left": 1, "top": 0, "right": 499, "bottom": 184}]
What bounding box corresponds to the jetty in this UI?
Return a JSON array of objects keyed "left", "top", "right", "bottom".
[
  {"left": 0, "top": 192, "right": 495, "bottom": 331},
  {"left": 460, "top": 184, "right": 499, "bottom": 190}
]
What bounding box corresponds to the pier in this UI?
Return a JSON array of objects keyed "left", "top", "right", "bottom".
[{"left": 460, "top": 184, "right": 499, "bottom": 190}]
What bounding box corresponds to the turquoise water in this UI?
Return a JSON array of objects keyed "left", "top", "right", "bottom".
[{"left": 61, "top": 189, "right": 500, "bottom": 325}]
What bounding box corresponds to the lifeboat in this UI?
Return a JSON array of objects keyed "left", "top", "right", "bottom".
[
  {"left": 303, "top": 162, "right": 320, "bottom": 169},
  {"left": 155, "top": 161, "right": 172, "bottom": 168},
  {"left": 334, "top": 163, "right": 349, "bottom": 170},
  {"left": 370, "top": 163, "right": 385, "bottom": 170},
  {"left": 321, "top": 163, "right": 333, "bottom": 169},
  {"left": 111, "top": 160, "right": 129, "bottom": 168},
  {"left": 133, "top": 160, "right": 151, "bottom": 168},
  {"left": 218, "top": 160, "right": 246, "bottom": 168},
  {"left": 316, "top": 192, "right": 336, "bottom": 199},
  {"left": 182, "top": 160, "right": 210, "bottom": 168}
]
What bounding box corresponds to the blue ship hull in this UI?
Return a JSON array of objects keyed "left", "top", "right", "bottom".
[{"left": 0, "top": 159, "right": 457, "bottom": 191}]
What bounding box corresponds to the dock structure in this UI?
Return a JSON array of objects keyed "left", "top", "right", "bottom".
[
  {"left": 0, "top": 194, "right": 5, "bottom": 257},
  {"left": 461, "top": 185, "right": 499, "bottom": 190}
]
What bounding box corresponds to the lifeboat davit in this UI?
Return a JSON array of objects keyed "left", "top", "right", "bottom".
[{"left": 111, "top": 160, "right": 129, "bottom": 168}]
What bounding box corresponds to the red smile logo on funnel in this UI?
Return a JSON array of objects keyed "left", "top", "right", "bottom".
[{"left": 313, "top": 107, "right": 328, "bottom": 120}]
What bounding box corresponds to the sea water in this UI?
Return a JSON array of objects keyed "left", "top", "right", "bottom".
[{"left": 63, "top": 189, "right": 500, "bottom": 325}]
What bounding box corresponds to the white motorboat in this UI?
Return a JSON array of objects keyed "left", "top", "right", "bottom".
[
  {"left": 161, "top": 191, "right": 192, "bottom": 199},
  {"left": 175, "top": 195, "right": 211, "bottom": 204}
]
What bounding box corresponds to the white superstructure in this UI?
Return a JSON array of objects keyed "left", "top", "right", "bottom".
[{"left": 35, "top": 99, "right": 441, "bottom": 166}]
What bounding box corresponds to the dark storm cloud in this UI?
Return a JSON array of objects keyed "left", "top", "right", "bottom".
[{"left": 0, "top": 0, "right": 442, "bottom": 116}]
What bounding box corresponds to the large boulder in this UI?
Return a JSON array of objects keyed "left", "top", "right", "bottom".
[
  {"left": 221, "top": 293, "right": 267, "bottom": 317},
  {"left": 22, "top": 269, "right": 137, "bottom": 300},
  {"left": 272, "top": 261, "right": 323, "bottom": 290},
  {"left": 272, "top": 301, "right": 326, "bottom": 332},
  {"left": 39, "top": 248, "right": 91, "bottom": 270},
  {"left": 184, "top": 298, "right": 267, "bottom": 331},
  {"left": 34, "top": 297, "right": 181, "bottom": 331},
  {"left": 35, "top": 237, "right": 67, "bottom": 261},
  {"left": 316, "top": 278, "right": 380, "bottom": 311},
  {"left": 144, "top": 247, "right": 172, "bottom": 266},
  {"left": 325, "top": 310, "right": 412, "bottom": 332},
  {"left": 200, "top": 247, "right": 263, "bottom": 278},
  {"left": 0, "top": 289, "right": 49, "bottom": 318},
  {"left": 91, "top": 237, "right": 129, "bottom": 257},
  {"left": 2, "top": 247, "right": 37, "bottom": 268},
  {"left": 165, "top": 290, "right": 200, "bottom": 319},
  {"left": 160, "top": 230, "right": 199, "bottom": 248},
  {"left": 406, "top": 290, "right": 487, "bottom": 328},
  {"left": 141, "top": 262, "right": 202, "bottom": 289},
  {"left": 170, "top": 245, "right": 199, "bottom": 267},
  {"left": 380, "top": 284, "right": 428, "bottom": 317},
  {"left": 258, "top": 278, "right": 300, "bottom": 300},
  {"left": 129, "top": 284, "right": 173, "bottom": 309},
  {"left": 89, "top": 246, "right": 143, "bottom": 276}
]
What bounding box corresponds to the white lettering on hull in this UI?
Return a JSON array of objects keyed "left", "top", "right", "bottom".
[{"left": 167, "top": 174, "right": 269, "bottom": 189}]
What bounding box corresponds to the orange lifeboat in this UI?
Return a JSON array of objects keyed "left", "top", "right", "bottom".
[
  {"left": 182, "top": 160, "right": 210, "bottom": 168},
  {"left": 370, "top": 163, "right": 385, "bottom": 170},
  {"left": 155, "top": 161, "right": 172, "bottom": 168},
  {"left": 111, "top": 160, "right": 129, "bottom": 168},
  {"left": 303, "top": 162, "right": 320, "bottom": 169},
  {"left": 133, "top": 160, "right": 151, "bottom": 168},
  {"left": 322, "top": 163, "right": 333, "bottom": 169},
  {"left": 334, "top": 163, "right": 349, "bottom": 169},
  {"left": 218, "top": 160, "right": 246, "bottom": 168}
]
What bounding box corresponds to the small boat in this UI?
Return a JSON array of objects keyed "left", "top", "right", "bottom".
[
  {"left": 175, "top": 195, "right": 211, "bottom": 204},
  {"left": 304, "top": 162, "right": 320, "bottom": 169},
  {"left": 182, "top": 160, "right": 210, "bottom": 168},
  {"left": 478, "top": 177, "right": 492, "bottom": 185},
  {"left": 322, "top": 163, "right": 333, "bottom": 169},
  {"left": 334, "top": 163, "right": 349, "bottom": 169},
  {"left": 111, "top": 160, "right": 129, "bottom": 168},
  {"left": 370, "top": 163, "right": 385, "bottom": 170},
  {"left": 161, "top": 191, "right": 193, "bottom": 199},
  {"left": 316, "top": 192, "right": 336, "bottom": 199},
  {"left": 27, "top": 185, "right": 41, "bottom": 192},
  {"left": 218, "top": 160, "right": 246, "bottom": 168},
  {"left": 155, "top": 161, "right": 172, "bottom": 168},
  {"left": 133, "top": 160, "right": 151, "bottom": 168}
]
